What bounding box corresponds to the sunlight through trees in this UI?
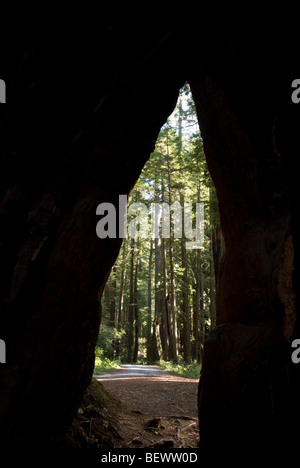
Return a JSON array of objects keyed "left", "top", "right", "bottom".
[{"left": 98, "top": 85, "right": 223, "bottom": 365}]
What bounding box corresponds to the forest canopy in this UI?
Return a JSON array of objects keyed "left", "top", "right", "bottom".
[{"left": 97, "top": 84, "right": 223, "bottom": 367}]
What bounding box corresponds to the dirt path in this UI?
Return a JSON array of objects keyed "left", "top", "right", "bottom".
[{"left": 94, "top": 364, "right": 200, "bottom": 448}]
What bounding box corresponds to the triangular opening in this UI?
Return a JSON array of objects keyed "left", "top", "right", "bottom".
[{"left": 93, "top": 84, "right": 223, "bottom": 447}]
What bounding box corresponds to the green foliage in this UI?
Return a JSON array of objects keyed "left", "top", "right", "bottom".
[
  {"left": 97, "top": 83, "right": 220, "bottom": 366},
  {"left": 157, "top": 360, "right": 201, "bottom": 379},
  {"left": 94, "top": 347, "right": 121, "bottom": 374},
  {"left": 96, "top": 322, "right": 125, "bottom": 358}
]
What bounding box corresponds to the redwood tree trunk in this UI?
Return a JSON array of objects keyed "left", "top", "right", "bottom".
[
  {"left": 189, "top": 49, "right": 300, "bottom": 448},
  {"left": 180, "top": 193, "right": 191, "bottom": 363},
  {"left": 133, "top": 253, "right": 140, "bottom": 363},
  {"left": 0, "top": 42, "right": 184, "bottom": 447}
]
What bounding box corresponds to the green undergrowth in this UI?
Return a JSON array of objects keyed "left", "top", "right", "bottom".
[
  {"left": 93, "top": 347, "right": 121, "bottom": 375},
  {"left": 93, "top": 347, "right": 201, "bottom": 379},
  {"left": 157, "top": 360, "right": 201, "bottom": 379}
]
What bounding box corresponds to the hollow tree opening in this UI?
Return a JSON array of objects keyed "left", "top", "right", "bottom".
[
  {"left": 0, "top": 38, "right": 187, "bottom": 448},
  {"left": 97, "top": 84, "right": 221, "bottom": 371}
]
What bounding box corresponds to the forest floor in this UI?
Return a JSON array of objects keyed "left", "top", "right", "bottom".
[{"left": 94, "top": 364, "right": 200, "bottom": 449}]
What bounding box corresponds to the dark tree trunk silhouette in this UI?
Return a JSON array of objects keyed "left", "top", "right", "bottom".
[
  {"left": 133, "top": 253, "right": 140, "bottom": 363},
  {"left": 180, "top": 192, "right": 191, "bottom": 364},
  {"left": 127, "top": 237, "right": 135, "bottom": 362},
  {"left": 167, "top": 162, "right": 178, "bottom": 362},
  {"left": 146, "top": 241, "right": 154, "bottom": 362}
]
